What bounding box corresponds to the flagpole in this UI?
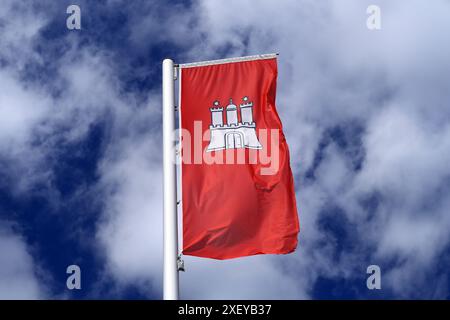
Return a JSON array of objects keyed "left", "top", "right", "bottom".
[{"left": 162, "top": 58, "right": 179, "bottom": 300}]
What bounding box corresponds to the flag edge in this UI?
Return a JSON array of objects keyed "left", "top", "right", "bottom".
[{"left": 178, "top": 53, "right": 278, "bottom": 69}]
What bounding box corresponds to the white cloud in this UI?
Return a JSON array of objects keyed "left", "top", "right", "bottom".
[
  {"left": 76, "top": 0, "right": 450, "bottom": 299},
  {"left": 0, "top": 224, "right": 46, "bottom": 299},
  {"left": 2, "top": 0, "right": 450, "bottom": 299},
  {"left": 0, "top": 70, "right": 51, "bottom": 147},
  {"left": 174, "top": 0, "right": 450, "bottom": 298},
  {"left": 181, "top": 255, "right": 308, "bottom": 299},
  {"left": 95, "top": 129, "right": 163, "bottom": 295}
]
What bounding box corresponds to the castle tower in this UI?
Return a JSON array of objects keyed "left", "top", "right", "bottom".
[
  {"left": 210, "top": 100, "right": 223, "bottom": 127},
  {"left": 239, "top": 96, "right": 254, "bottom": 124},
  {"left": 226, "top": 98, "right": 238, "bottom": 126}
]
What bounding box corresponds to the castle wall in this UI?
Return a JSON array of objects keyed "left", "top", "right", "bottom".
[{"left": 207, "top": 125, "right": 262, "bottom": 151}]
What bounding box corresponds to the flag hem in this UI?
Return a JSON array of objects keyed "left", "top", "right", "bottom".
[{"left": 179, "top": 53, "right": 278, "bottom": 69}]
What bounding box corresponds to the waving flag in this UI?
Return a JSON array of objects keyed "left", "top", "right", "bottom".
[{"left": 178, "top": 54, "right": 299, "bottom": 260}]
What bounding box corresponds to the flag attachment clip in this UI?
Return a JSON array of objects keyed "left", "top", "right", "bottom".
[{"left": 177, "top": 254, "right": 185, "bottom": 272}]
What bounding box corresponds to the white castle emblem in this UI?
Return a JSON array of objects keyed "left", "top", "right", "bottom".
[{"left": 206, "top": 96, "right": 262, "bottom": 152}]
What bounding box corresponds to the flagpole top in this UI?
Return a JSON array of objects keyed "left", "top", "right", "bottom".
[{"left": 163, "top": 59, "right": 175, "bottom": 67}]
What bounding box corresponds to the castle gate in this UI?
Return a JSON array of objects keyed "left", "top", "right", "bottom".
[{"left": 225, "top": 131, "right": 244, "bottom": 149}]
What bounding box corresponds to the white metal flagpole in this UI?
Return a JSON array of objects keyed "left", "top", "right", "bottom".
[{"left": 162, "top": 58, "right": 179, "bottom": 300}]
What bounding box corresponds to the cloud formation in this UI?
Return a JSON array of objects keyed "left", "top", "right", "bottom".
[
  {"left": 175, "top": 0, "right": 450, "bottom": 298},
  {"left": 0, "top": 223, "right": 46, "bottom": 299},
  {"left": 1, "top": 0, "right": 450, "bottom": 299}
]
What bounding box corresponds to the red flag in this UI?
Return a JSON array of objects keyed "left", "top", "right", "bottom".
[{"left": 179, "top": 56, "right": 299, "bottom": 259}]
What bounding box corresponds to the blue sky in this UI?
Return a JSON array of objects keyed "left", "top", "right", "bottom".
[{"left": 1, "top": 0, "right": 450, "bottom": 299}]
